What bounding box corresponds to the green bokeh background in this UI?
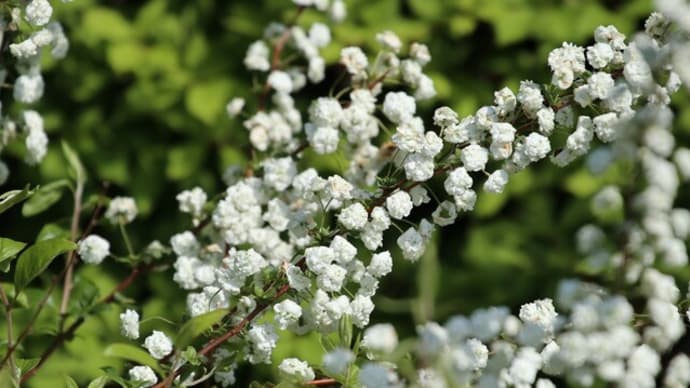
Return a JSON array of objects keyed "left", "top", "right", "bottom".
[{"left": 2, "top": 0, "right": 690, "bottom": 386}]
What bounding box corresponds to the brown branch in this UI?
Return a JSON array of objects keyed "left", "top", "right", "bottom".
[
  {"left": 17, "top": 263, "right": 156, "bottom": 383},
  {"left": 59, "top": 180, "right": 84, "bottom": 325},
  {"left": 19, "top": 317, "right": 84, "bottom": 383},
  {"left": 306, "top": 378, "right": 338, "bottom": 386}
]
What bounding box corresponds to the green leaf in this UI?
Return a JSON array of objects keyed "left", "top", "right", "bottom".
[
  {"left": 0, "top": 186, "right": 34, "bottom": 215},
  {"left": 175, "top": 309, "right": 226, "bottom": 349},
  {"left": 104, "top": 343, "right": 162, "bottom": 374},
  {"left": 14, "top": 238, "right": 76, "bottom": 292},
  {"left": 62, "top": 141, "right": 87, "bottom": 186},
  {"left": 86, "top": 376, "right": 109, "bottom": 388},
  {"left": 64, "top": 375, "right": 79, "bottom": 388},
  {"left": 21, "top": 180, "right": 70, "bottom": 217},
  {"left": 0, "top": 238, "right": 26, "bottom": 265},
  {"left": 15, "top": 358, "right": 40, "bottom": 376}
]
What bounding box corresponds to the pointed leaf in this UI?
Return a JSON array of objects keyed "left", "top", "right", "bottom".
[
  {"left": 86, "top": 376, "right": 109, "bottom": 388},
  {"left": 14, "top": 238, "right": 76, "bottom": 292},
  {"left": 62, "top": 141, "right": 87, "bottom": 185},
  {"left": 175, "top": 309, "right": 227, "bottom": 349},
  {"left": 64, "top": 375, "right": 79, "bottom": 388},
  {"left": 0, "top": 238, "right": 26, "bottom": 264},
  {"left": 104, "top": 343, "right": 162, "bottom": 374},
  {"left": 21, "top": 180, "right": 71, "bottom": 217},
  {"left": 0, "top": 186, "right": 34, "bottom": 215}
]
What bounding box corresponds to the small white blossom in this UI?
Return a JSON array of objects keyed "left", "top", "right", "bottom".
[
  {"left": 120, "top": 309, "right": 140, "bottom": 340},
  {"left": 106, "top": 197, "right": 138, "bottom": 224},
  {"left": 143, "top": 331, "right": 173, "bottom": 360},
  {"left": 279, "top": 358, "right": 315, "bottom": 382},
  {"left": 77, "top": 235, "right": 110, "bottom": 265},
  {"left": 128, "top": 366, "right": 157, "bottom": 387}
]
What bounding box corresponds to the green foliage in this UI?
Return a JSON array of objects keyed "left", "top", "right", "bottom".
[
  {"left": 13, "top": 238, "right": 76, "bottom": 292},
  {"left": 103, "top": 343, "right": 162, "bottom": 375}
]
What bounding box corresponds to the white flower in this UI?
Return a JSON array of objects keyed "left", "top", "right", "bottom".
[
  {"left": 392, "top": 117, "right": 425, "bottom": 153},
  {"left": 376, "top": 30, "right": 402, "bottom": 52},
  {"left": 308, "top": 56, "right": 326, "bottom": 83},
  {"left": 309, "top": 23, "right": 331, "bottom": 47},
  {"left": 359, "top": 363, "right": 399, "bottom": 388},
  {"left": 279, "top": 358, "right": 315, "bottom": 382},
  {"left": 444, "top": 167, "right": 473, "bottom": 196},
  {"left": 368, "top": 251, "right": 393, "bottom": 278},
  {"left": 350, "top": 295, "right": 375, "bottom": 328},
  {"left": 25, "top": 128, "right": 48, "bottom": 165},
  {"left": 519, "top": 299, "right": 557, "bottom": 331},
  {"left": 274, "top": 299, "right": 302, "bottom": 330},
  {"left": 326, "top": 175, "right": 353, "bottom": 200},
  {"left": 120, "top": 309, "right": 140, "bottom": 340},
  {"left": 128, "top": 366, "right": 157, "bottom": 387},
  {"left": 587, "top": 42, "right": 614, "bottom": 69},
  {"left": 403, "top": 153, "right": 435, "bottom": 182},
  {"left": 323, "top": 348, "right": 355, "bottom": 376},
  {"left": 226, "top": 97, "right": 245, "bottom": 118},
  {"left": 517, "top": 81, "right": 544, "bottom": 116},
  {"left": 77, "top": 235, "right": 110, "bottom": 265},
  {"left": 537, "top": 107, "right": 555, "bottom": 135},
  {"left": 484, "top": 169, "right": 509, "bottom": 193},
  {"left": 338, "top": 202, "right": 368, "bottom": 230},
  {"left": 309, "top": 97, "right": 343, "bottom": 128},
  {"left": 382, "top": 92, "right": 416, "bottom": 124},
  {"left": 143, "top": 331, "right": 173, "bottom": 360},
  {"left": 262, "top": 157, "right": 296, "bottom": 191},
  {"left": 307, "top": 125, "right": 339, "bottom": 154},
  {"left": 363, "top": 323, "right": 398, "bottom": 353},
  {"left": 588, "top": 72, "right": 614, "bottom": 100},
  {"left": 494, "top": 87, "right": 517, "bottom": 116},
  {"left": 593, "top": 112, "right": 618, "bottom": 142},
  {"left": 397, "top": 227, "right": 425, "bottom": 262},
  {"left": 432, "top": 201, "right": 457, "bottom": 226},
  {"left": 247, "top": 324, "right": 278, "bottom": 364},
  {"left": 317, "top": 264, "right": 348, "bottom": 292},
  {"left": 410, "top": 42, "right": 431, "bottom": 65},
  {"left": 340, "top": 46, "right": 368, "bottom": 75},
  {"left": 386, "top": 191, "right": 413, "bottom": 220},
  {"left": 25, "top": 0, "right": 53, "bottom": 26},
  {"left": 244, "top": 41, "right": 270, "bottom": 71},
  {"left": 14, "top": 74, "right": 44, "bottom": 104},
  {"left": 461, "top": 144, "right": 488, "bottom": 171},
  {"left": 106, "top": 197, "right": 138, "bottom": 224},
  {"left": 267, "top": 70, "right": 293, "bottom": 94},
  {"left": 523, "top": 133, "right": 551, "bottom": 162},
  {"left": 176, "top": 187, "right": 207, "bottom": 217}
]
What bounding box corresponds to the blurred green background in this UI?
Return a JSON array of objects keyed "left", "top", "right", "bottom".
[{"left": 3, "top": 0, "right": 690, "bottom": 386}]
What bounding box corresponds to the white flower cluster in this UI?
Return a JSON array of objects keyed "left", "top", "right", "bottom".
[
  {"left": 121, "top": 4, "right": 690, "bottom": 388},
  {"left": 0, "top": 1, "right": 71, "bottom": 184}
]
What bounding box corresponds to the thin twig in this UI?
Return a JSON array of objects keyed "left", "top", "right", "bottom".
[
  {"left": 0, "top": 285, "right": 15, "bottom": 374},
  {"left": 59, "top": 180, "right": 84, "bottom": 325},
  {"left": 18, "top": 263, "right": 156, "bottom": 383}
]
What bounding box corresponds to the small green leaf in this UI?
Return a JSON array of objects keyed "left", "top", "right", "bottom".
[
  {"left": 86, "top": 376, "right": 109, "bottom": 388},
  {"left": 15, "top": 358, "right": 40, "bottom": 376},
  {"left": 0, "top": 185, "right": 34, "bottom": 215},
  {"left": 14, "top": 238, "right": 76, "bottom": 292},
  {"left": 0, "top": 238, "right": 26, "bottom": 264},
  {"left": 64, "top": 375, "right": 79, "bottom": 388},
  {"left": 104, "top": 343, "right": 162, "bottom": 374},
  {"left": 21, "top": 180, "right": 71, "bottom": 217},
  {"left": 175, "top": 309, "right": 226, "bottom": 349},
  {"left": 62, "top": 141, "right": 87, "bottom": 185}
]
